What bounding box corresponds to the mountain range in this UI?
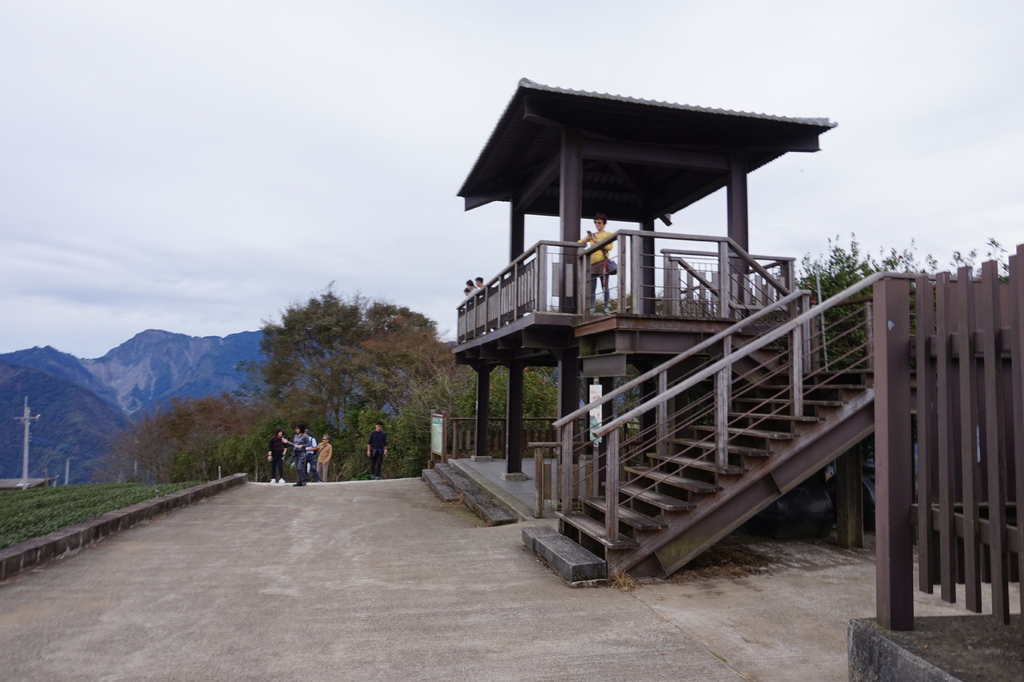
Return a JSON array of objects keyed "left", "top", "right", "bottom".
[{"left": 0, "top": 330, "right": 262, "bottom": 483}]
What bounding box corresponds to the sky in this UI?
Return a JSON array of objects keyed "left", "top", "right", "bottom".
[{"left": 1, "top": 0, "right": 1022, "bottom": 359}]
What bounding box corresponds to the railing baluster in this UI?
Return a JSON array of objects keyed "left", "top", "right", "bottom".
[
  {"left": 791, "top": 324, "right": 804, "bottom": 417},
  {"left": 715, "top": 336, "right": 731, "bottom": 470},
  {"left": 560, "top": 423, "right": 573, "bottom": 513},
  {"left": 605, "top": 428, "right": 619, "bottom": 542}
]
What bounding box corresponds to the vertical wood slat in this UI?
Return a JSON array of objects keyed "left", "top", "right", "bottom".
[
  {"left": 935, "top": 272, "right": 960, "bottom": 603},
  {"left": 790, "top": 324, "right": 804, "bottom": 417},
  {"left": 1009, "top": 247, "right": 1024, "bottom": 616},
  {"left": 559, "top": 424, "right": 573, "bottom": 514},
  {"left": 980, "top": 260, "right": 1010, "bottom": 623},
  {"left": 714, "top": 336, "right": 732, "bottom": 470},
  {"left": 605, "top": 429, "right": 620, "bottom": 542},
  {"left": 915, "top": 275, "right": 940, "bottom": 593},
  {"left": 956, "top": 266, "right": 983, "bottom": 613},
  {"left": 874, "top": 277, "right": 915, "bottom": 630},
  {"left": 718, "top": 240, "right": 731, "bottom": 319},
  {"left": 656, "top": 372, "right": 668, "bottom": 459}
]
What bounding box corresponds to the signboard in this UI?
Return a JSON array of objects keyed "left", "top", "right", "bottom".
[
  {"left": 588, "top": 382, "right": 602, "bottom": 443},
  {"left": 430, "top": 414, "right": 443, "bottom": 455}
]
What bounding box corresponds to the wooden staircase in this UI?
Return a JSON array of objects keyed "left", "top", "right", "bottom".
[{"left": 548, "top": 274, "right": 886, "bottom": 578}]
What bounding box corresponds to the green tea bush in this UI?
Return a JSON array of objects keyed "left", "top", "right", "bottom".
[{"left": 0, "top": 482, "right": 202, "bottom": 550}]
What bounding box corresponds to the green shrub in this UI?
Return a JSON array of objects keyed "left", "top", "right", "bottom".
[{"left": 0, "top": 482, "right": 202, "bottom": 550}]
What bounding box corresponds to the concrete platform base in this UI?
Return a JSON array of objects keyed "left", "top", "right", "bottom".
[{"left": 849, "top": 615, "right": 1023, "bottom": 682}]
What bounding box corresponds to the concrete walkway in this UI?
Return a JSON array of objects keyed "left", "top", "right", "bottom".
[{"left": 0, "top": 479, "right": 1005, "bottom": 681}]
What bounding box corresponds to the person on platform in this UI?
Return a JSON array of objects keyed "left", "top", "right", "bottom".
[{"left": 578, "top": 213, "right": 614, "bottom": 311}]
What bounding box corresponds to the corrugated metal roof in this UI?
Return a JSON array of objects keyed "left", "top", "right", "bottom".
[
  {"left": 517, "top": 79, "right": 837, "bottom": 130},
  {"left": 458, "top": 78, "right": 837, "bottom": 220}
]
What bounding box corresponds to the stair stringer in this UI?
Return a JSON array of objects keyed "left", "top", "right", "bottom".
[{"left": 606, "top": 388, "right": 875, "bottom": 577}]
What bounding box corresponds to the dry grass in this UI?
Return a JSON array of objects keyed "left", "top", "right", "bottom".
[{"left": 612, "top": 572, "right": 637, "bottom": 591}]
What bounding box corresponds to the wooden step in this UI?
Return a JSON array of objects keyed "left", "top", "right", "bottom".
[
  {"left": 624, "top": 467, "right": 723, "bottom": 494},
  {"left": 734, "top": 397, "right": 843, "bottom": 408},
  {"left": 645, "top": 453, "right": 746, "bottom": 475},
  {"left": 433, "top": 463, "right": 516, "bottom": 526},
  {"left": 619, "top": 483, "right": 696, "bottom": 511},
  {"left": 557, "top": 512, "right": 639, "bottom": 549},
  {"left": 691, "top": 425, "right": 794, "bottom": 440},
  {"left": 670, "top": 438, "right": 770, "bottom": 458},
  {"left": 729, "top": 412, "right": 823, "bottom": 423},
  {"left": 580, "top": 496, "right": 666, "bottom": 531},
  {"left": 422, "top": 468, "right": 460, "bottom": 502}
]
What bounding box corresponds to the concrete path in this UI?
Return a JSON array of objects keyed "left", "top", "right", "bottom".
[{"left": 0, "top": 480, "right": 997, "bottom": 681}]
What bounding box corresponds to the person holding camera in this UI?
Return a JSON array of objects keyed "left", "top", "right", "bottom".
[{"left": 579, "top": 213, "right": 614, "bottom": 312}]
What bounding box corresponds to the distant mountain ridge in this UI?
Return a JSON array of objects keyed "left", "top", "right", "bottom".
[
  {"left": 0, "top": 361, "right": 128, "bottom": 484},
  {"left": 0, "top": 329, "right": 262, "bottom": 416},
  {"left": 0, "top": 330, "right": 262, "bottom": 483}
]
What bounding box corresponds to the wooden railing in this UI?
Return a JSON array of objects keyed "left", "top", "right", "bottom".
[
  {"left": 577, "top": 231, "right": 795, "bottom": 321},
  {"left": 457, "top": 240, "right": 581, "bottom": 343},
  {"left": 445, "top": 417, "right": 556, "bottom": 460},
  {"left": 455, "top": 233, "right": 796, "bottom": 343},
  {"left": 875, "top": 247, "right": 1024, "bottom": 629}
]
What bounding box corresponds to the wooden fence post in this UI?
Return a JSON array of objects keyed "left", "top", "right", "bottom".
[{"left": 874, "top": 277, "right": 914, "bottom": 630}]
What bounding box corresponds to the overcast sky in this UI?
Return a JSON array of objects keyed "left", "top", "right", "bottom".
[{"left": 2, "top": 1, "right": 1021, "bottom": 358}]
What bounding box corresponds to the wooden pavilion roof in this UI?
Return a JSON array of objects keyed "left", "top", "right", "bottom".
[{"left": 458, "top": 79, "right": 836, "bottom": 223}]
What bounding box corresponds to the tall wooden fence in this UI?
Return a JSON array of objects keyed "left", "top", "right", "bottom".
[{"left": 874, "top": 246, "right": 1023, "bottom": 629}]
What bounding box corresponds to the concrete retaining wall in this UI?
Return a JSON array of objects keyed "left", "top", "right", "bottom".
[{"left": 0, "top": 474, "right": 248, "bottom": 582}]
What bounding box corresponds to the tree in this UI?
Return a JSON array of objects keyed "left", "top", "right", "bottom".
[
  {"left": 98, "top": 395, "right": 269, "bottom": 484},
  {"left": 256, "top": 286, "right": 447, "bottom": 425}
]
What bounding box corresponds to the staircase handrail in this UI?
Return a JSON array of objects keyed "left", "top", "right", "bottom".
[
  {"left": 580, "top": 231, "right": 792, "bottom": 295},
  {"left": 594, "top": 271, "right": 918, "bottom": 436},
  {"left": 661, "top": 247, "right": 792, "bottom": 297},
  {"left": 552, "top": 288, "right": 807, "bottom": 429}
]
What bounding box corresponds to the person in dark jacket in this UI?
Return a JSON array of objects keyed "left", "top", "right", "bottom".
[
  {"left": 267, "top": 429, "right": 288, "bottom": 483},
  {"left": 366, "top": 421, "right": 388, "bottom": 480}
]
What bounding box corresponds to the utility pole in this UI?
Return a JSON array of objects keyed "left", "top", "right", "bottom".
[{"left": 14, "top": 397, "right": 41, "bottom": 490}]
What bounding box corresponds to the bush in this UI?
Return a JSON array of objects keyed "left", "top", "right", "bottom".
[{"left": 0, "top": 482, "right": 202, "bottom": 549}]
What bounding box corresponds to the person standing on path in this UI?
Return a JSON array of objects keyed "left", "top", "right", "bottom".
[
  {"left": 291, "top": 424, "right": 315, "bottom": 486},
  {"left": 267, "top": 429, "right": 288, "bottom": 483},
  {"left": 315, "top": 434, "right": 333, "bottom": 483},
  {"left": 366, "top": 421, "right": 387, "bottom": 480}
]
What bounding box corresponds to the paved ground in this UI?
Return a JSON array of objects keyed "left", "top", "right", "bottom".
[{"left": 0, "top": 479, "right": 1016, "bottom": 681}]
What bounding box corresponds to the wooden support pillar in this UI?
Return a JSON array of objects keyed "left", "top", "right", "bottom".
[
  {"left": 510, "top": 204, "right": 525, "bottom": 262},
  {"left": 835, "top": 445, "right": 864, "bottom": 549},
  {"left": 474, "top": 366, "right": 492, "bottom": 461},
  {"left": 640, "top": 217, "right": 656, "bottom": 315},
  {"left": 556, "top": 347, "right": 580, "bottom": 429},
  {"left": 505, "top": 359, "right": 525, "bottom": 478},
  {"left": 727, "top": 148, "right": 749, "bottom": 253},
  {"left": 560, "top": 127, "right": 582, "bottom": 243},
  {"left": 874, "top": 277, "right": 914, "bottom": 631}
]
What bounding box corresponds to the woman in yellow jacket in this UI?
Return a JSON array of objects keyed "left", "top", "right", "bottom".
[{"left": 579, "top": 213, "right": 614, "bottom": 311}]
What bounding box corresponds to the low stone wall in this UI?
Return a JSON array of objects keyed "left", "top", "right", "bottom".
[{"left": 0, "top": 474, "right": 248, "bottom": 582}]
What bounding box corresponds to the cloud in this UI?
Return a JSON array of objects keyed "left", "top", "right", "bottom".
[{"left": 1, "top": 0, "right": 1022, "bottom": 357}]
